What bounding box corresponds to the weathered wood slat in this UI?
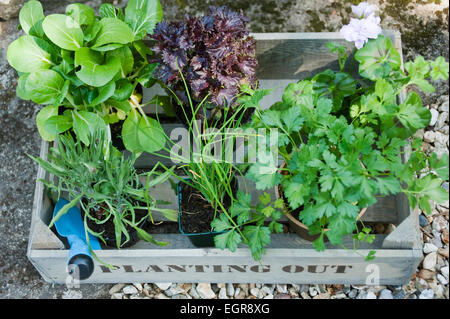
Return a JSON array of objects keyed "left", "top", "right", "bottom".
[
  {"left": 27, "top": 140, "right": 64, "bottom": 252},
  {"left": 141, "top": 173, "right": 399, "bottom": 224},
  {"left": 29, "top": 244, "right": 421, "bottom": 285}
]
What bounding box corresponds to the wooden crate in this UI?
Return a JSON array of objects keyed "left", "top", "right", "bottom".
[{"left": 27, "top": 31, "right": 423, "bottom": 285}]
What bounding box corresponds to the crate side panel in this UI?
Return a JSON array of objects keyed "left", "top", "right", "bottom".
[
  {"left": 29, "top": 247, "right": 418, "bottom": 285},
  {"left": 382, "top": 197, "right": 422, "bottom": 250},
  {"left": 27, "top": 141, "right": 64, "bottom": 254}
]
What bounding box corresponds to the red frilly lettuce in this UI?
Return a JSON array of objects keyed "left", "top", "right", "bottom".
[{"left": 150, "top": 6, "right": 258, "bottom": 110}]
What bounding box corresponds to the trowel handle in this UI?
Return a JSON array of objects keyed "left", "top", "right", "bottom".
[{"left": 66, "top": 235, "right": 95, "bottom": 281}]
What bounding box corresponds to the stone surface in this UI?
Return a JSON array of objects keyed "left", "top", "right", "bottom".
[
  {"left": 418, "top": 269, "right": 435, "bottom": 281},
  {"left": 441, "top": 266, "right": 449, "bottom": 280},
  {"left": 218, "top": 288, "right": 228, "bottom": 299},
  {"left": 423, "top": 252, "right": 438, "bottom": 270},
  {"left": 419, "top": 289, "right": 435, "bottom": 299},
  {"left": 423, "top": 243, "right": 438, "bottom": 254},
  {"left": 196, "top": 283, "right": 216, "bottom": 299},
  {"left": 430, "top": 109, "right": 440, "bottom": 126},
  {"left": 378, "top": 289, "right": 393, "bottom": 299},
  {"left": 424, "top": 131, "right": 436, "bottom": 143},
  {"left": 109, "top": 283, "right": 126, "bottom": 295},
  {"left": 0, "top": 0, "right": 26, "bottom": 21},
  {"left": 122, "top": 285, "right": 139, "bottom": 295},
  {"left": 154, "top": 283, "right": 172, "bottom": 291},
  {"left": 419, "top": 214, "right": 429, "bottom": 227},
  {"left": 226, "top": 283, "right": 235, "bottom": 297}
]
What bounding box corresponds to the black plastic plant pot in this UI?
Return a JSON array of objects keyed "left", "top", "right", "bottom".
[{"left": 177, "top": 180, "right": 225, "bottom": 248}]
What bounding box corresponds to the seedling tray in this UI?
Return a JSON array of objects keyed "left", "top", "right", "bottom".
[{"left": 27, "top": 32, "right": 422, "bottom": 284}]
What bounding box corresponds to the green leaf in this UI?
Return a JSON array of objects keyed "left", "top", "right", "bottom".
[
  {"left": 312, "top": 232, "right": 326, "bottom": 251},
  {"left": 43, "top": 115, "right": 73, "bottom": 136},
  {"left": 122, "top": 109, "right": 166, "bottom": 153},
  {"left": 243, "top": 226, "right": 271, "bottom": 261},
  {"left": 111, "top": 79, "right": 133, "bottom": 101},
  {"left": 325, "top": 214, "right": 356, "bottom": 245},
  {"left": 375, "top": 78, "right": 396, "bottom": 103},
  {"left": 313, "top": 70, "right": 356, "bottom": 111},
  {"left": 259, "top": 192, "right": 271, "bottom": 206},
  {"left": 211, "top": 213, "right": 233, "bottom": 232},
  {"left": 376, "top": 177, "right": 402, "bottom": 195},
  {"left": 261, "top": 205, "right": 275, "bottom": 217},
  {"left": 16, "top": 75, "right": 31, "bottom": 100},
  {"left": 355, "top": 35, "right": 402, "bottom": 80},
  {"left": 415, "top": 175, "right": 449, "bottom": 204},
  {"left": 72, "top": 110, "right": 107, "bottom": 146},
  {"left": 299, "top": 205, "right": 323, "bottom": 226},
  {"left": 89, "top": 81, "right": 116, "bottom": 106},
  {"left": 42, "top": 14, "right": 84, "bottom": 51},
  {"left": 245, "top": 162, "right": 281, "bottom": 190},
  {"left": 336, "top": 201, "right": 360, "bottom": 219},
  {"left": 28, "top": 18, "right": 45, "bottom": 38},
  {"left": 90, "top": 43, "right": 124, "bottom": 52},
  {"left": 152, "top": 208, "right": 178, "bottom": 222},
  {"left": 430, "top": 56, "right": 449, "bottom": 81},
  {"left": 19, "top": 0, "right": 45, "bottom": 35},
  {"left": 282, "top": 107, "right": 304, "bottom": 133},
  {"left": 429, "top": 153, "right": 449, "bottom": 180},
  {"left": 365, "top": 251, "right": 376, "bottom": 261},
  {"left": 106, "top": 46, "right": 134, "bottom": 78},
  {"left": 237, "top": 88, "right": 273, "bottom": 109},
  {"left": 99, "top": 3, "right": 124, "bottom": 19},
  {"left": 136, "top": 227, "right": 168, "bottom": 246},
  {"left": 282, "top": 81, "right": 314, "bottom": 105},
  {"left": 125, "top": 0, "right": 163, "bottom": 39},
  {"left": 92, "top": 18, "right": 135, "bottom": 49},
  {"left": 74, "top": 48, "right": 121, "bottom": 87},
  {"left": 283, "top": 177, "right": 309, "bottom": 210},
  {"left": 230, "top": 191, "right": 251, "bottom": 225},
  {"left": 107, "top": 99, "right": 132, "bottom": 113},
  {"left": 36, "top": 105, "right": 59, "bottom": 141},
  {"left": 214, "top": 230, "right": 242, "bottom": 252},
  {"left": 419, "top": 196, "right": 432, "bottom": 215},
  {"left": 25, "top": 70, "right": 69, "bottom": 105},
  {"left": 134, "top": 40, "right": 153, "bottom": 59},
  {"left": 7, "top": 35, "right": 53, "bottom": 73},
  {"left": 136, "top": 63, "right": 158, "bottom": 88},
  {"left": 83, "top": 21, "right": 102, "bottom": 43},
  {"left": 66, "top": 3, "right": 96, "bottom": 28},
  {"left": 397, "top": 92, "right": 431, "bottom": 132},
  {"left": 405, "top": 56, "right": 430, "bottom": 79}
]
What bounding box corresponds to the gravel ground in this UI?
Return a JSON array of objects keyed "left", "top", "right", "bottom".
[{"left": 0, "top": 0, "right": 448, "bottom": 299}]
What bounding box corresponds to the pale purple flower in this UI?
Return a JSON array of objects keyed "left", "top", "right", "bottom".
[
  {"left": 340, "top": 13, "right": 382, "bottom": 49},
  {"left": 351, "top": 2, "right": 378, "bottom": 19}
]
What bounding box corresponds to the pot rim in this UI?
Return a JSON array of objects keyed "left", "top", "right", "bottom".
[{"left": 177, "top": 178, "right": 227, "bottom": 237}]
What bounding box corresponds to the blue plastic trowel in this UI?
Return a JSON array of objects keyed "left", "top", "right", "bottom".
[{"left": 53, "top": 199, "right": 102, "bottom": 280}]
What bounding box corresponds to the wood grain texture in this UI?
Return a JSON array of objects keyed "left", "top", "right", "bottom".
[
  {"left": 27, "top": 140, "right": 64, "bottom": 253},
  {"left": 29, "top": 237, "right": 420, "bottom": 284}
]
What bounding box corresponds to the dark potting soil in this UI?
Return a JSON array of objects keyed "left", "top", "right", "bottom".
[
  {"left": 81, "top": 198, "right": 148, "bottom": 248},
  {"left": 179, "top": 182, "right": 236, "bottom": 234},
  {"left": 110, "top": 120, "right": 125, "bottom": 151}
]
